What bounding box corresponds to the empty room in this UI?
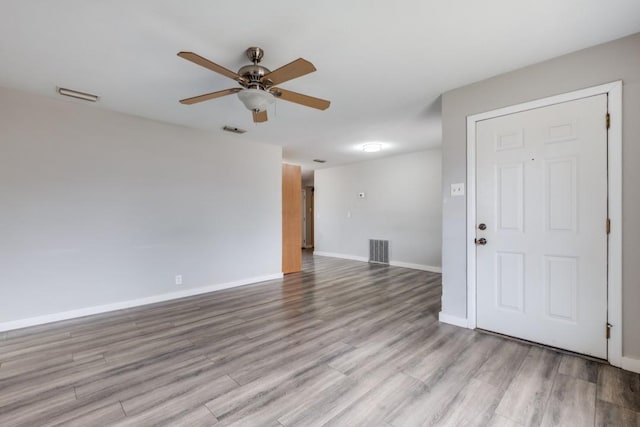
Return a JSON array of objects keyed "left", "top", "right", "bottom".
[{"left": 1, "top": 1, "right": 639, "bottom": 426}]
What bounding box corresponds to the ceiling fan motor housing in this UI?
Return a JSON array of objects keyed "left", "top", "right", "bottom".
[{"left": 238, "top": 64, "right": 272, "bottom": 89}]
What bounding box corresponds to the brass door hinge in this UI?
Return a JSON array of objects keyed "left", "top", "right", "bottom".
[
  {"left": 606, "top": 218, "right": 611, "bottom": 235},
  {"left": 606, "top": 112, "right": 611, "bottom": 129},
  {"left": 606, "top": 323, "right": 612, "bottom": 339}
]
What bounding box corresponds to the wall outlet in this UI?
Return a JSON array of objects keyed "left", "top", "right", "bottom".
[
  {"left": 450, "top": 183, "right": 465, "bottom": 197},
  {"left": 175, "top": 275, "right": 183, "bottom": 285}
]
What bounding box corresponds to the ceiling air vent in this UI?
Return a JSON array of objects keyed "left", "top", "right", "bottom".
[
  {"left": 222, "top": 126, "right": 246, "bottom": 134},
  {"left": 313, "top": 159, "right": 326, "bottom": 163},
  {"left": 57, "top": 87, "right": 99, "bottom": 102}
]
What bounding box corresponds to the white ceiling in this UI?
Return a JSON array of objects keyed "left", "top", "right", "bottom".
[{"left": 2, "top": 1, "right": 639, "bottom": 178}]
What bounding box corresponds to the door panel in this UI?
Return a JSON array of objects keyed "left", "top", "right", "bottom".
[
  {"left": 496, "top": 251, "right": 525, "bottom": 312},
  {"left": 546, "top": 158, "right": 577, "bottom": 231},
  {"left": 544, "top": 256, "right": 577, "bottom": 322},
  {"left": 497, "top": 163, "right": 524, "bottom": 231},
  {"left": 476, "top": 94, "right": 608, "bottom": 358}
]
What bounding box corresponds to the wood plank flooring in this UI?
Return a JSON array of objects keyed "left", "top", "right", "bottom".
[{"left": 1, "top": 253, "right": 638, "bottom": 426}]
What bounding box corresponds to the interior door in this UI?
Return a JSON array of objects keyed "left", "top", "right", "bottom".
[
  {"left": 475, "top": 94, "right": 608, "bottom": 358},
  {"left": 282, "top": 164, "right": 302, "bottom": 274}
]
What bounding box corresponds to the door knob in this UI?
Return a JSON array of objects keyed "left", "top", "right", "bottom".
[{"left": 475, "top": 238, "right": 487, "bottom": 245}]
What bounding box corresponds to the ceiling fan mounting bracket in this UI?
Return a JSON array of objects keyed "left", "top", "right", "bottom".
[{"left": 245, "top": 47, "right": 264, "bottom": 64}]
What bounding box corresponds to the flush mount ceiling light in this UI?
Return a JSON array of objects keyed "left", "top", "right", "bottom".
[
  {"left": 56, "top": 87, "right": 99, "bottom": 102},
  {"left": 362, "top": 143, "right": 382, "bottom": 153},
  {"left": 237, "top": 88, "right": 275, "bottom": 112}
]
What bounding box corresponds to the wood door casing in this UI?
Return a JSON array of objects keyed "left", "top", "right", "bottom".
[
  {"left": 302, "top": 186, "right": 315, "bottom": 248},
  {"left": 307, "top": 186, "right": 314, "bottom": 248},
  {"left": 282, "top": 164, "right": 302, "bottom": 273}
]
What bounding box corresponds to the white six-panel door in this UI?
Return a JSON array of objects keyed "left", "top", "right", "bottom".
[{"left": 475, "top": 94, "right": 608, "bottom": 358}]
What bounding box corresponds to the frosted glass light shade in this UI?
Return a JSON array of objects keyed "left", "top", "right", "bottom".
[{"left": 237, "top": 89, "right": 275, "bottom": 112}]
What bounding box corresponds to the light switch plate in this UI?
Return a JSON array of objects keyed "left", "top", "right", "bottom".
[{"left": 450, "top": 183, "right": 465, "bottom": 197}]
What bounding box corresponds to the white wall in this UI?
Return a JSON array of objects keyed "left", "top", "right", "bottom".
[
  {"left": 314, "top": 150, "right": 441, "bottom": 271},
  {"left": 0, "top": 86, "right": 282, "bottom": 328},
  {"left": 441, "top": 33, "right": 640, "bottom": 359}
]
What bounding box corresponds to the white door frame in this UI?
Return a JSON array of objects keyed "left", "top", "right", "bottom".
[{"left": 466, "top": 81, "right": 622, "bottom": 367}]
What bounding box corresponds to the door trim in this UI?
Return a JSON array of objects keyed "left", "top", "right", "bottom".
[{"left": 465, "top": 81, "right": 622, "bottom": 367}]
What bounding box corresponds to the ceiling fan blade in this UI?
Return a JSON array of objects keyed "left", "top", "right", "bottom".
[
  {"left": 271, "top": 88, "right": 330, "bottom": 110},
  {"left": 179, "top": 88, "right": 242, "bottom": 105},
  {"left": 262, "top": 58, "right": 316, "bottom": 86},
  {"left": 178, "top": 52, "right": 244, "bottom": 81},
  {"left": 253, "top": 110, "right": 268, "bottom": 123}
]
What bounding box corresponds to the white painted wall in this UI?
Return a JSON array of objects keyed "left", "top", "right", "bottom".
[
  {"left": 441, "top": 32, "right": 640, "bottom": 360},
  {"left": 314, "top": 150, "right": 441, "bottom": 271},
  {"left": 0, "top": 86, "right": 282, "bottom": 327}
]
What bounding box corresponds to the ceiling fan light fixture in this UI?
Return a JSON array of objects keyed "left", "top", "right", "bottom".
[
  {"left": 362, "top": 143, "right": 382, "bottom": 153},
  {"left": 237, "top": 88, "right": 275, "bottom": 112}
]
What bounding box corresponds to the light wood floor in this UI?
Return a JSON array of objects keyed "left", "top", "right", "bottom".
[{"left": 1, "top": 253, "right": 638, "bottom": 426}]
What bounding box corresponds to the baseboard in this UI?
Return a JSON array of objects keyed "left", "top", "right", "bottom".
[
  {"left": 313, "top": 251, "right": 368, "bottom": 262},
  {"left": 621, "top": 356, "right": 640, "bottom": 374},
  {"left": 438, "top": 311, "right": 470, "bottom": 328},
  {"left": 313, "top": 251, "right": 442, "bottom": 273},
  {"left": 0, "top": 272, "right": 283, "bottom": 332},
  {"left": 389, "top": 261, "right": 442, "bottom": 273}
]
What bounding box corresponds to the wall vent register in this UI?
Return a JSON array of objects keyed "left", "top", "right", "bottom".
[{"left": 369, "top": 239, "right": 389, "bottom": 264}]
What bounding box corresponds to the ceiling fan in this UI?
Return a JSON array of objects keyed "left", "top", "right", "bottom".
[{"left": 177, "top": 47, "right": 330, "bottom": 123}]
